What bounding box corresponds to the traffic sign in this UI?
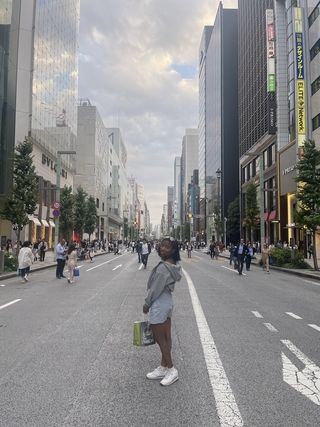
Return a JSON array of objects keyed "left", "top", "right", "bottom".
[
  {"left": 53, "top": 202, "right": 61, "bottom": 209},
  {"left": 52, "top": 209, "right": 60, "bottom": 217}
]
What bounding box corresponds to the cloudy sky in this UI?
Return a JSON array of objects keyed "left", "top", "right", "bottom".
[{"left": 78, "top": 0, "right": 238, "bottom": 225}]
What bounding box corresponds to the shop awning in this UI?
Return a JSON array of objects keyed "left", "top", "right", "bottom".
[
  {"left": 268, "top": 210, "right": 277, "bottom": 221},
  {"left": 28, "top": 216, "right": 42, "bottom": 226},
  {"left": 41, "top": 219, "right": 49, "bottom": 227},
  {"left": 49, "top": 219, "right": 55, "bottom": 227}
]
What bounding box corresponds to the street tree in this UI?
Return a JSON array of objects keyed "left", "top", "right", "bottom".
[
  {"left": 295, "top": 139, "right": 320, "bottom": 270},
  {"left": 227, "top": 196, "right": 240, "bottom": 244},
  {"left": 123, "top": 217, "right": 129, "bottom": 240},
  {"left": 84, "top": 195, "right": 97, "bottom": 241},
  {"left": 73, "top": 186, "right": 87, "bottom": 240},
  {"left": 244, "top": 182, "right": 259, "bottom": 241},
  {"left": 60, "top": 186, "right": 74, "bottom": 241},
  {"left": 1, "top": 138, "right": 38, "bottom": 253}
]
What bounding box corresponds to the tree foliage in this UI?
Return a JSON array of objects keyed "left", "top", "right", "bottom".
[
  {"left": 84, "top": 196, "right": 97, "bottom": 240},
  {"left": 60, "top": 186, "right": 74, "bottom": 240},
  {"left": 295, "top": 139, "right": 320, "bottom": 270},
  {"left": 227, "top": 196, "right": 240, "bottom": 244},
  {"left": 244, "top": 182, "right": 259, "bottom": 239},
  {"left": 1, "top": 138, "right": 38, "bottom": 250},
  {"left": 73, "top": 187, "right": 87, "bottom": 240}
]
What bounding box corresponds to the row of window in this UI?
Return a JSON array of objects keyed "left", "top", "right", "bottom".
[
  {"left": 312, "top": 113, "right": 320, "bottom": 132},
  {"left": 310, "top": 38, "right": 320, "bottom": 61},
  {"left": 309, "top": 1, "right": 320, "bottom": 28},
  {"left": 241, "top": 144, "right": 276, "bottom": 184},
  {"left": 311, "top": 75, "right": 320, "bottom": 96}
]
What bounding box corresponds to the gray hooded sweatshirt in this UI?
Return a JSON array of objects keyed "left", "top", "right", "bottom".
[{"left": 145, "top": 261, "right": 182, "bottom": 308}]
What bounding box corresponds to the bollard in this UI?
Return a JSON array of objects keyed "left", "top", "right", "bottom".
[{"left": 0, "top": 250, "right": 4, "bottom": 274}]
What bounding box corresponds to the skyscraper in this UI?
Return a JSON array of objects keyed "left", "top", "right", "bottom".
[
  {"left": 199, "top": 3, "right": 239, "bottom": 242},
  {"left": 0, "top": 0, "right": 80, "bottom": 246}
]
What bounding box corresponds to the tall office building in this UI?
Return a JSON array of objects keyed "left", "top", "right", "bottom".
[
  {"left": 199, "top": 3, "right": 239, "bottom": 242},
  {"left": 0, "top": 0, "right": 80, "bottom": 247},
  {"left": 239, "top": 0, "right": 278, "bottom": 244},
  {"left": 173, "top": 156, "right": 182, "bottom": 227},
  {"left": 167, "top": 186, "right": 174, "bottom": 232},
  {"left": 181, "top": 129, "right": 199, "bottom": 224}
]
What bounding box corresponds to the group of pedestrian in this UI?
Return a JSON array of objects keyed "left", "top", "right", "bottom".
[
  {"left": 55, "top": 238, "right": 79, "bottom": 284},
  {"left": 229, "top": 240, "right": 270, "bottom": 274}
]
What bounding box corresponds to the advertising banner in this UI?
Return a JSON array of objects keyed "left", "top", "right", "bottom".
[{"left": 294, "top": 7, "right": 306, "bottom": 147}]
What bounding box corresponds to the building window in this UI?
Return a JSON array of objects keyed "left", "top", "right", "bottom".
[
  {"left": 102, "top": 202, "right": 105, "bottom": 212},
  {"left": 96, "top": 198, "right": 99, "bottom": 208},
  {"left": 310, "top": 38, "right": 320, "bottom": 61},
  {"left": 241, "top": 167, "right": 245, "bottom": 184},
  {"left": 312, "top": 113, "right": 320, "bottom": 131},
  {"left": 311, "top": 75, "right": 320, "bottom": 96},
  {"left": 271, "top": 144, "right": 276, "bottom": 165},
  {"left": 263, "top": 150, "right": 268, "bottom": 170},
  {"left": 309, "top": 1, "right": 320, "bottom": 27}
]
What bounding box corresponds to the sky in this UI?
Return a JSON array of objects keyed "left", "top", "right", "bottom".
[{"left": 78, "top": 0, "right": 238, "bottom": 225}]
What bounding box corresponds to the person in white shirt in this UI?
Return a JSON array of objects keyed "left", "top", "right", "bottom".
[
  {"left": 141, "top": 239, "right": 151, "bottom": 269},
  {"left": 18, "top": 241, "right": 33, "bottom": 282}
]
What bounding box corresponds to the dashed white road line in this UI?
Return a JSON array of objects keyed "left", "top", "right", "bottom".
[
  {"left": 263, "top": 323, "right": 278, "bottom": 332},
  {"left": 86, "top": 253, "right": 126, "bottom": 271},
  {"left": 0, "top": 299, "right": 21, "bottom": 310},
  {"left": 138, "top": 263, "right": 144, "bottom": 270},
  {"left": 183, "top": 268, "right": 244, "bottom": 427},
  {"left": 308, "top": 324, "right": 320, "bottom": 332},
  {"left": 0, "top": 284, "right": 5, "bottom": 287},
  {"left": 221, "top": 266, "right": 246, "bottom": 276},
  {"left": 252, "top": 311, "right": 264, "bottom": 319},
  {"left": 285, "top": 312, "right": 302, "bottom": 320},
  {"left": 303, "top": 279, "right": 320, "bottom": 287},
  {"left": 112, "top": 264, "right": 122, "bottom": 271}
]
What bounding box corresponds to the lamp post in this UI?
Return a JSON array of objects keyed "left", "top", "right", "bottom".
[{"left": 54, "top": 150, "right": 76, "bottom": 258}]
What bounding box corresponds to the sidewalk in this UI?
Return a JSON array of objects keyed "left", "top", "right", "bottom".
[
  {"left": 0, "top": 249, "right": 111, "bottom": 281},
  {"left": 197, "top": 249, "right": 320, "bottom": 282}
]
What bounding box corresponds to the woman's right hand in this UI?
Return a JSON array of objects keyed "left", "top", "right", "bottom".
[{"left": 143, "top": 304, "right": 149, "bottom": 314}]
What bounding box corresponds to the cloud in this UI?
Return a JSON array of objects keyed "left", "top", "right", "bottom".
[{"left": 79, "top": 0, "right": 238, "bottom": 224}]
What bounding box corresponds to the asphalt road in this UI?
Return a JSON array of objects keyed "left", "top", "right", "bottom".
[{"left": 0, "top": 249, "right": 320, "bottom": 426}]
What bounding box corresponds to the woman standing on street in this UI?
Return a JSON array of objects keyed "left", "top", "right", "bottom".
[
  {"left": 66, "top": 243, "right": 78, "bottom": 284},
  {"left": 143, "top": 238, "right": 182, "bottom": 386},
  {"left": 18, "top": 241, "right": 33, "bottom": 282},
  {"left": 261, "top": 243, "right": 270, "bottom": 273}
]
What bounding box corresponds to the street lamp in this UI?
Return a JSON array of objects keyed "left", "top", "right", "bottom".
[{"left": 54, "top": 150, "right": 76, "bottom": 258}]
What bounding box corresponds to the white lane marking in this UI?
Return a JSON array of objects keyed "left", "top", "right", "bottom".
[
  {"left": 86, "top": 253, "right": 126, "bottom": 271},
  {"left": 308, "top": 324, "right": 320, "bottom": 332},
  {"left": 285, "top": 312, "right": 302, "bottom": 320},
  {"left": 221, "top": 266, "right": 246, "bottom": 276},
  {"left": 0, "top": 299, "right": 21, "bottom": 310},
  {"left": 78, "top": 265, "right": 84, "bottom": 269},
  {"left": 138, "top": 263, "right": 144, "bottom": 270},
  {"left": 183, "top": 268, "right": 244, "bottom": 427},
  {"left": 281, "top": 339, "right": 320, "bottom": 406},
  {"left": 112, "top": 264, "right": 122, "bottom": 271},
  {"left": 0, "top": 284, "right": 5, "bottom": 287},
  {"left": 252, "top": 311, "right": 264, "bottom": 319},
  {"left": 263, "top": 323, "right": 278, "bottom": 332},
  {"left": 303, "top": 279, "right": 320, "bottom": 287}
]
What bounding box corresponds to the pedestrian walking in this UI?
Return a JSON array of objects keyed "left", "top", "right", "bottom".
[
  {"left": 261, "top": 243, "right": 270, "bottom": 273},
  {"left": 186, "top": 241, "right": 193, "bottom": 258},
  {"left": 143, "top": 238, "right": 182, "bottom": 386},
  {"left": 66, "top": 243, "right": 78, "bottom": 284},
  {"left": 38, "top": 238, "right": 48, "bottom": 261},
  {"left": 55, "top": 238, "right": 66, "bottom": 279},
  {"left": 308, "top": 244, "right": 313, "bottom": 259},
  {"left": 214, "top": 243, "right": 219, "bottom": 260},
  {"left": 246, "top": 242, "right": 254, "bottom": 271},
  {"left": 235, "top": 239, "right": 248, "bottom": 275},
  {"left": 141, "top": 239, "right": 151, "bottom": 269},
  {"left": 32, "top": 239, "right": 40, "bottom": 261},
  {"left": 209, "top": 242, "right": 215, "bottom": 259},
  {"left": 228, "top": 244, "right": 235, "bottom": 265},
  {"left": 136, "top": 241, "right": 142, "bottom": 263},
  {"left": 18, "top": 241, "right": 33, "bottom": 282}
]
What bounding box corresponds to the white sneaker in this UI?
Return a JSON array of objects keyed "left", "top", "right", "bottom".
[
  {"left": 146, "top": 366, "right": 168, "bottom": 380},
  {"left": 160, "top": 367, "right": 179, "bottom": 386},
  {"left": 24, "top": 276, "right": 28, "bottom": 282}
]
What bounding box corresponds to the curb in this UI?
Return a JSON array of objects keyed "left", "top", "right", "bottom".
[
  {"left": 196, "top": 250, "right": 320, "bottom": 283},
  {"left": 0, "top": 251, "right": 111, "bottom": 282}
]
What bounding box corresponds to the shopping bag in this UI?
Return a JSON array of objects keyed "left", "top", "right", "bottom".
[
  {"left": 73, "top": 267, "right": 80, "bottom": 277},
  {"left": 133, "top": 320, "right": 155, "bottom": 346}
]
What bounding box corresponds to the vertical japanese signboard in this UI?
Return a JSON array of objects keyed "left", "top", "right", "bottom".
[
  {"left": 266, "top": 9, "right": 276, "bottom": 134},
  {"left": 294, "top": 7, "right": 306, "bottom": 148}
]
